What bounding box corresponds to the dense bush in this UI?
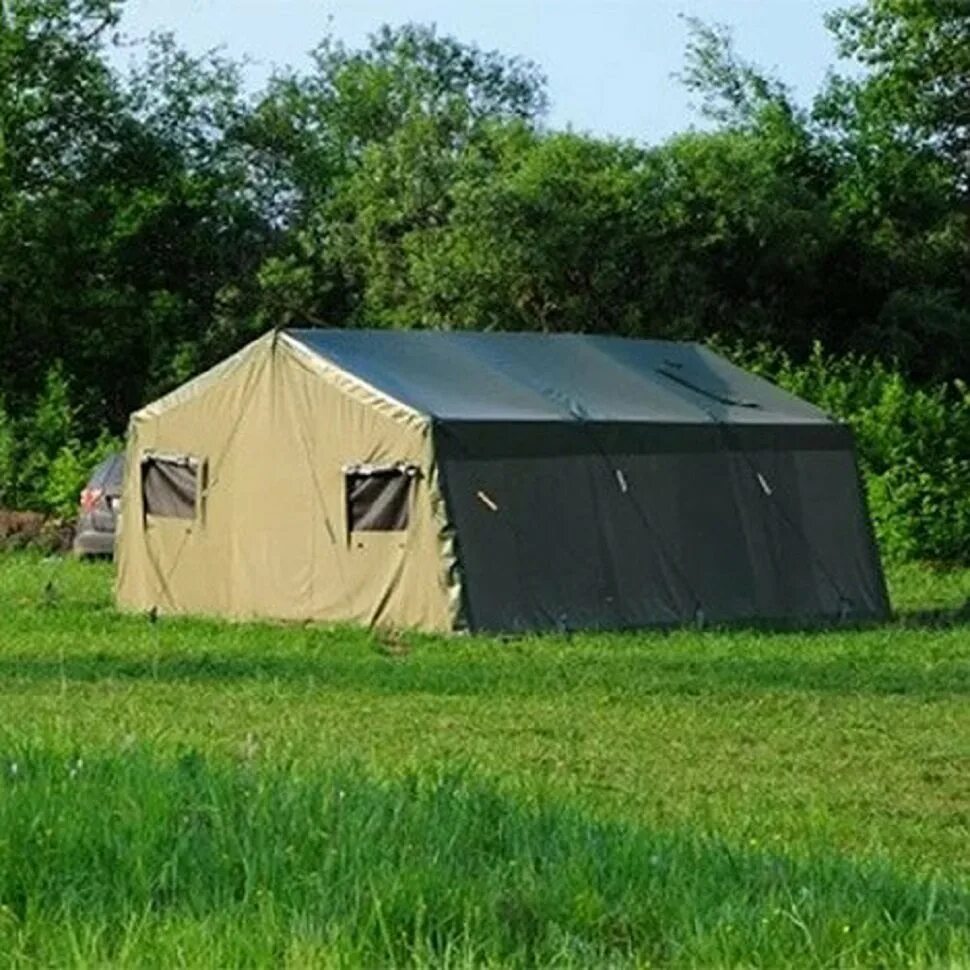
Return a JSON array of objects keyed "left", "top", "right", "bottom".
[
  {"left": 0, "top": 365, "right": 121, "bottom": 520},
  {"left": 720, "top": 341, "right": 970, "bottom": 564},
  {"left": 0, "top": 402, "right": 14, "bottom": 509}
]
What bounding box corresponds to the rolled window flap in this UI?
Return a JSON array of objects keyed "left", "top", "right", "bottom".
[
  {"left": 142, "top": 451, "right": 200, "bottom": 470},
  {"left": 342, "top": 461, "right": 420, "bottom": 478}
]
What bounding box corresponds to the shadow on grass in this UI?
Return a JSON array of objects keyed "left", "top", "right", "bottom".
[
  {"left": 894, "top": 599, "right": 970, "bottom": 629},
  {"left": 0, "top": 748, "right": 967, "bottom": 968},
  {"left": 0, "top": 641, "right": 967, "bottom": 698}
]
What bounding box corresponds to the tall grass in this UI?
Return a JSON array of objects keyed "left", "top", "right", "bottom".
[
  {"left": 0, "top": 749, "right": 967, "bottom": 969},
  {"left": 0, "top": 554, "right": 968, "bottom": 967}
]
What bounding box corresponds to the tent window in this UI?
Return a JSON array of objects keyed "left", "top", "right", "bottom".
[
  {"left": 142, "top": 454, "right": 199, "bottom": 520},
  {"left": 345, "top": 465, "right": 416, "bottom": 532}
]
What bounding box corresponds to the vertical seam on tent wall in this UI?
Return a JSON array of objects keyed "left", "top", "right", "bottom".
[
  {"left": 429, "top": 422, "right": 472, "bottom": 631},
  {"left": 382, "top": 449, "right": 430, "bottom": 626},
  {"left": 571, "top": 418, "right": 707, "bottom": 621},
  {"left": 289, "top": 366, "right": 353, "bottom": 617},
  {"left": 205, "top": 354, "right": 270, "bottom": 491},
  {"left": 702, "top": 409, "right": 852, "bottom": 612},
  {"left": 151, "top": 350, "right": 268, "bottom": 599},
  {"left": 476, "top": 365, "right": 705, "bottom": 621},
  {"left": 434, "top": 441, "right": 469, "bottom": 633},
  {"left": 147, "top": 526, "right": 191, "bottom": 609}
]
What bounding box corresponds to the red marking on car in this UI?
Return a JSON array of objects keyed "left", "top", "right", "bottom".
[{"left": 80, "top": 487, "right": 104, "bottom": 513}]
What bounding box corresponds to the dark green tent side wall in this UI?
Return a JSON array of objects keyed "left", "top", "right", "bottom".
[{"left": 435, "top": 421, "right": 889, "bottom": 633}]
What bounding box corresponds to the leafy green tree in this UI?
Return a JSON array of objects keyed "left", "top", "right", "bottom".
[
  {"left": 241, "top": 24, "right": 547, "bottom": 327},
  {"left": 0, "top": 0, "right": 122, "bottom": 194},
  {"left": 0, "top": 398, "right": 15, "bottom": 506},
  {"left": 679, "top": 9, "right": 970, "bottom": 380},
  {"left": 0, "top": 0, "right": 126, "bottom": 419},
  {"left": 0, "top": 1, "right": 276, "bottom": 434},
  {"left": 816, "top": 0, "right": 970, "bottom": 379},
  {"left": 13, "top": 363, "right": 78, "bottom": 510},
  {"left": 337, "top": 127, "right": 658, "bottom": 332},
  {"left": 824, "top": 0, "right": 970, "bottom": 188}
]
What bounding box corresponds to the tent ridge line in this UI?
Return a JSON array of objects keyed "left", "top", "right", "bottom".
[
  {"left": 278, "top": 331, "right": 429, "bottom": 429},
  {"left": 131, "top": 331, "right": 275, "bottom": 423}
]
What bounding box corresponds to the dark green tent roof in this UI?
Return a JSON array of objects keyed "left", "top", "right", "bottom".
[{"left": 288, "top": 329, "right": 831, "bottom": 425}]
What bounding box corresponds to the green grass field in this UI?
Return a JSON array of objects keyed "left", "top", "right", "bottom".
[{"left": 0, "top": 554, "right": 967, "bottom": 968}]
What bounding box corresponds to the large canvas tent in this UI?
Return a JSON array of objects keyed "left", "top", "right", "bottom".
[{"left": 116, "top": 329, "right": 889, "bottom": 632}]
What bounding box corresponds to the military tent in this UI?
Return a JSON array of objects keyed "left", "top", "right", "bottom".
[{"left": 116, "top": 328, "right": 889, "bottom": 632}]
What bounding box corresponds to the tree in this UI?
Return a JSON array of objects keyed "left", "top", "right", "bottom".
[
  {"left": 0, "top": 0, "right": 129, "bottom": 422},
  {"left": 0, "top": 0, "right": 122, "bottom": 194},
  {"left": 824, "top": 0, "right": 970, "bottom": 190},
  {"left": 0, "top": 1, "right": 276, "bottom": 433},
  {"left": 677, "top": 8, "right": 970, "bottom": 381},
  {"left": 816, "top": 0, "right": 970, "bottom": 378},
  {"left": 3, "top": 0, "right": 970, "bottom": 497},
  {"left": 241, "top": 24, "right": 548, "bottom": 328}
]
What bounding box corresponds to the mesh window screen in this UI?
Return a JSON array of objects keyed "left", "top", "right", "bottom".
[
  {"left": 142, "top": 455, "right": 198, "bottom": 519},
  {"left": 346, "top": 466, "right": 415, "bottom": 532}
]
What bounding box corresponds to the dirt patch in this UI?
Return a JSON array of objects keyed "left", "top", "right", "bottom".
[{"left": 0, "top": 510, "right": 74, "bottom": 553}]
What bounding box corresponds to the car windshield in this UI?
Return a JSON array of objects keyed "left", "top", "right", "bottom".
[{"left": 90, "top": 453, "right": 123, "bottom": 488}]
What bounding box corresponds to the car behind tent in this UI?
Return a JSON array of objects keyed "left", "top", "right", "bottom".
[{"left": 116, "top": 328, "right": 889, "bottom": 632}]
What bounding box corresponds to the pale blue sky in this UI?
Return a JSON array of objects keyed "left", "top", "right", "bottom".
[{"left": 117, "top": 0, "right": 847, "bottom": 144}]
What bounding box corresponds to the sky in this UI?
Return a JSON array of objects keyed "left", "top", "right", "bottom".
[{"left": 116, "top": 0, "right": 848, "bottom": 144}]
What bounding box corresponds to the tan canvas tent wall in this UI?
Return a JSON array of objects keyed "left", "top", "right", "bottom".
[
  {"left": 116, "top": 328, "right": 890, "bottom": 632},
  {"left": 116, "top": 331, "right": 460, "bottom": 631}
]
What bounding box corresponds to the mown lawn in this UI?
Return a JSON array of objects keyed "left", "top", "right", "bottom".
[{"left": 0, "top": 553, "right": 967, "bottom": 968}]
